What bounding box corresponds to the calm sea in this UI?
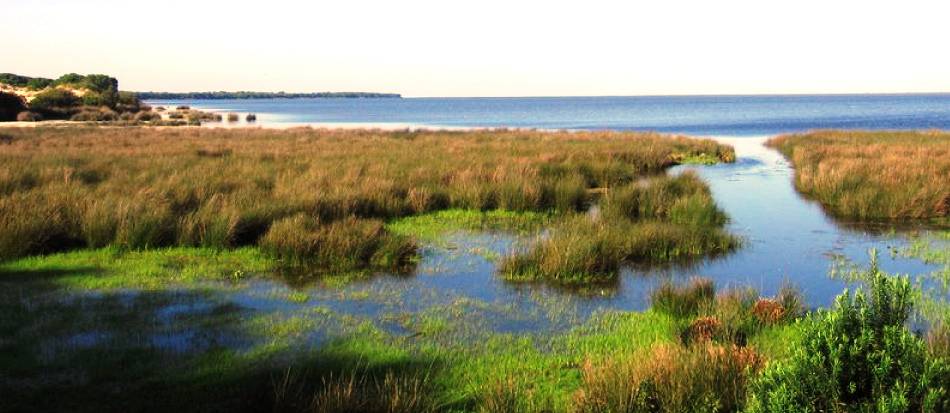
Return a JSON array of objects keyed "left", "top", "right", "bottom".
[{"left": 147, "top": 94, "right": 950, "bottom": 135}]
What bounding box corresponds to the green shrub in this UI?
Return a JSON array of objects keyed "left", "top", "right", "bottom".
[
  {"left": 70, "top": 107, "right": 118, "bottom": 122},
  {"left": 133, "top": 111, "right": 161, "bottom": 122},
  {"left": 116, "top": 91, "right": 143, "bottom": 113},
  {"left": 0, "top": 92, "right": 26, "bottom": 121},
  {"left": 0, "top": 73, "right": 32, "bottom": 87},
  {"left": 53, "top": 73, "right": 84, "bottom": 85},
  {"left": 746, "top": 270, "right": 950, "bottom": 412},
  {"left": 28, "top": 88, "right": 80, "bottom": 118},
  {"left": 0, "top": 73, "right": 51, "bottom": 89},
  {"left": 26, "top": 77, "right": 53, "bottom": 90}
]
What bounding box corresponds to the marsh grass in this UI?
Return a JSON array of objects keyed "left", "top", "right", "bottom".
[
  {"left": 0, "top": 127, "right": 732, "bottom": 274},
  {"left": 0, "top": 250, "right": 809, "bottom": 413},
  {"left": 574, "top": 343, "right": 764, "bottom": 413},
  {"left": 285, "top": 367, "right": 437, "bottom": 413},
  {"left": 571, "top": 279, "right": 804, "bottom": 413},
  {"left": 500, "top": 173, "right": 738, "bottom": 285},
  {"left": 649, "top": 278, "right": 804, "bottom": 347},
  {"left": 650, "top": 277, "right": 715, "bottom": 318},
  {"left": 767, "top": 130, "right": 950, "bottom": 221},
  {"left": 260, "top": 214, "right": 417, "bottom": 272}
]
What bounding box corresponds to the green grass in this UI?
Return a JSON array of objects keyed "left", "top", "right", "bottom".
[
  {"left": 0, "top": 261, "right": 806, "bottom": 413},
  {"left": 0, "top": 246, "right": 272, "bottom": 290},
  {"left": 385, "top": 209, "right": 550, "bottom": 242}
]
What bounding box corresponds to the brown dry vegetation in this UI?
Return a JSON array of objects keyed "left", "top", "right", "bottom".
[
  {"left": 767, "top": 130, "right": 950, "bottom": 221},
  {"left": 0, "top": 127, "right": 734, "bottom": 268},
  {"left": 574, "top": 343, "right": 764, "bottom": 413}
]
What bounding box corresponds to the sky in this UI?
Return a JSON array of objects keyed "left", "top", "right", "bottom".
[{"left": 3, "top": 0, "right": 949, "bottom": 97}]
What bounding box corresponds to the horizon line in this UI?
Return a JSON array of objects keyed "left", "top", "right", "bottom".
[{"left": 139, "top": 91, "right": 950, "bottom": 99}]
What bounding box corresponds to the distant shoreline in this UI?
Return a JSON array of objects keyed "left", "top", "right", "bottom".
[{"left": 135, "top": 91, "right": 401, "bottom": 100}]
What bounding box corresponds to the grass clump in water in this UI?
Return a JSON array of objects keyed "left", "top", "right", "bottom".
[
  {"left": 260, "top": 214, "right": 417, "bottom": 273},
  {"left": 650, "top": 277, "right": 715, "bottom": 318},
  {"left": 500, "top": 173, "right": 739, "bottom": 286}
]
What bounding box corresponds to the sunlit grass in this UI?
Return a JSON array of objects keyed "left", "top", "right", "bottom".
[
  {"left": 385, "top": 209, "right": 550, "bottom": 242},
  {"left": 767, "top": 130, "right": 950, "bottom": 221},
  {"left": 0, "top": 246, "right": 271, "bottom": 289}
]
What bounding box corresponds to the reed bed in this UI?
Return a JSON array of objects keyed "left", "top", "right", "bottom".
[
  {"left": 0, "top": 127, "right": 734, "bottom": 271},
  {"left": 500, "top": 173, "right": 739, "bottom": 285},
  {"left": 767, "top": 130, "right": 950, "bottom": 221}
]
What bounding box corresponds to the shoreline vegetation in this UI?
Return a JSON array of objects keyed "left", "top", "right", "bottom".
[
  {"left": 0, "top": 72, "right": 229, "bottom": 126},
  {"left": 767, "top": 130, "right": 950, "bottom": 224},
  {"left": 135, "top": 91, "right": 401, "bottom": 99}
]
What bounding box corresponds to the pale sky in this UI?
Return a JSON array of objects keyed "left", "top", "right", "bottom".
[{"left": 3, "top": 0, "right": 949, "bottom": 97}]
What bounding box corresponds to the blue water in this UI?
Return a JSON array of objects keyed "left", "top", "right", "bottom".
[{"left": 148, "top": 94, "right": 950, "bottom": 135}]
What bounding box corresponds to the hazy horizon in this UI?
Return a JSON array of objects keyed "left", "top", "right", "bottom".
[{"left": 5, "top": 0, "right": 950, "bottom": 97}]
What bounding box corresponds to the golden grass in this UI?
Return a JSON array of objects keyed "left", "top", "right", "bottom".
[
  {"left": 0, "top": 126, "right": 734, "bottom": 264},
  {"left": 767, "top": 130, "right": 950, "bottom": 220},
  {"left": 574, "top": 343, "right": 764, "bottom": 413}
]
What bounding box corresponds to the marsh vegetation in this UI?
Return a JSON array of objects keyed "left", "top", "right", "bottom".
[
  {"left": 2, "top": 126, "right": 948, "bottom": 412},
  {"left": 768, "top": 130, "right": 950, "bottom": 222},
  {"left": 0, "top": 127, "right": 735, "bottom": 277}
]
